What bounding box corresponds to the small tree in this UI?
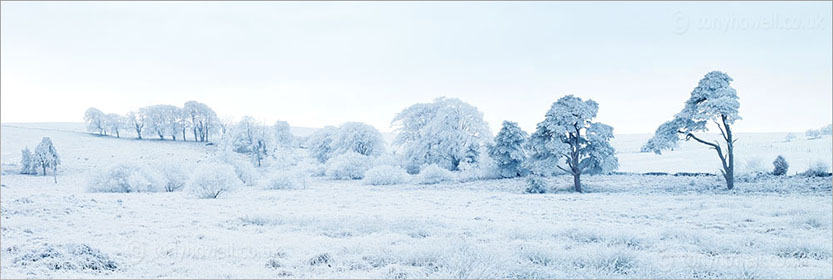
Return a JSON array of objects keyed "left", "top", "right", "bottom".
[
  {"left": 488, "top": 121, "right": 528, "bottom": 178},
  {"left": 772, "top": 155, "right": 789, "bottom": 176},
  {"left": 527, "top": 95, "right": 618, "bottom": 193},
  {"left": 273, "top": 120, "right": 295, "bottom": 148},
  {"left": 105, "top": 113, "right": 124, "bottom": 138},
  {"left": 332, "top": 122, "right": 386, "bottom": 157},
  {"left": 84, "top": 108, "right": 106, "bottom": 135},
  {"left": 806, "top": 129, "right": 821, "bottom": 140},
  {"left": 642, "top": 71, "right": 741, "bottom": 190},
  {"left": 784, "top": 133, "right": 797, "bottom": 142},
  {"left": 305, "top": 126, "right": 339, "bottom": 163},
  {"left": 227, "top": 116, "right": 272, "bottom": 166},
  {"left": 19, "top": 148, "right": 37, "bottom": 175},
  {"left": 34, "top": 137, "right": 61, "bottom": 183},
  {"left": 127, "top": 110, "right": 146, "bottom": 139}
]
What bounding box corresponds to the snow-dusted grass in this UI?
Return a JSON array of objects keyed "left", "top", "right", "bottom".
[{"left": 1, "top": 124, "right": 831, "bottom": 278}]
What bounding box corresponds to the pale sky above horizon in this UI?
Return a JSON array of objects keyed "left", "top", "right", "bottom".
[{"left": 2, "top": 1, "right": 831, "bottom": 134}]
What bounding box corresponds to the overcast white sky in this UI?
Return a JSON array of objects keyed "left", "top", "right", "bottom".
[{"left": 1, "top": 1, "right": 831, "bottom": 134}]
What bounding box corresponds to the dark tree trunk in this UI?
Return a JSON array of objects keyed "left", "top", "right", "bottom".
[
  {"left": 724, "top": 117, "right": 735, "bottom": 190},
  {"left": 573, "top": 172, "right": 582, "bottom": 193}
]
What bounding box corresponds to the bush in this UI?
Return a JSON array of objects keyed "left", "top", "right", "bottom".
[
  {"left": 325, "top": 151, "right": 374, "bottom": 180},
  {"left": 158, "top": 162, "right": 190, "bottom": 192},
  {"left": 418, "top": 164, "right": 454, "bottom": 184},
  {"left": 802, "top": 161, "right": 831, "bottom": 177},
  {"left": 186, "top": 163, "right": 241, "bottom": 198},
  {"left": 87, "top": 163, "right": 164, "bottom": 193},
  {"left": 364, "top": 165, "right": 409, "bottom": 185},
  {"left": 772, "top": 155, "right": 789, "bottom": 176},
  {"left": 265, "top": 171, "right": 304, "bottom": 190},
  {"left": 525, "top": 175, "right": 548, "bottom": 193}
]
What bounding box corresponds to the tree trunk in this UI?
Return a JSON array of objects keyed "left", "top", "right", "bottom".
[
  {"left": 182, "top": 129, "right": 187, "bottom": 141},
  {"left": 724, "top": 119, "right": 735, "bottom": 190},
  {"left": 573, "top": 172, "right": 582, "bottom": 193},
  {"left": 115, "top": 130, "right": 119, "bottom": 138}
]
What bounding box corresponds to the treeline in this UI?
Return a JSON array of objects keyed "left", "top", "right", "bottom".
[{"left": 84, "top": 101, "right": 224, "bottom": 142}]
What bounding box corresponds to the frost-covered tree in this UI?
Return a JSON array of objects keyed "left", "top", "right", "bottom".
[
  {"left": 34, "top": 137, "right": 60, "bottom": 183},
  {"left": 273, "top": 120, "right": 295, "bottom": 148},
  {"left": 488, "top": 121, "right": 528, "bottom": 178},
  {"left": 104, "top": 113, "right": 124, "bottom": 138},
  {"left": 184, "top": 101, "right": 218, "bottom": 142},
  {"left": 821, "top": 124, "right": 833, "bottom": 135},
  {"left": 175, "top": 108, "right": 190, "bottom": 141},
  {"left": 527, "top": 95, "right": 618, "bottom": 193},
  {"left": 784, "top": 133, "right": 797, "bottom": 142},
  {"left": 84, "top": 108, "right": 106, "bottom": 135},
  {"left": 642, "top": 71, "right": 740, "bottom": 190},
  {"left": 392, "top": 97, "right": 491, "bottom": 172},
  {"left": 227, "top": 116, "right": 272, "bottom": 166},
  {"left": 142, "top": 105, "right": 179, "bottom": 140},
  {"left": 126, "top": 110, "right": 147, "bottom": 139},
  {"left": 772, "top": 155, "right": 789, "bottom": 176},
  {"left": 305, "top": 126, "right": 339, "bottom": 163},
  {"left": 19, "top": 148, "right": 37, "bottom": 175},
  {"left": 806, "top": 129, "right": 821, "bottom": 140},
  {"left": 332, "top": 122, "right": 385, "bottom": 157}
]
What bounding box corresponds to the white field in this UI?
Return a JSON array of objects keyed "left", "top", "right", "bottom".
[{"left": 1, "top": 123, "right": 831, "bottom": 278}]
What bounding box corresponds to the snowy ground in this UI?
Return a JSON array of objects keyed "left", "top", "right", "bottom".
[{"left": 1, "top": 123, "right": 831, "bottom": 278}]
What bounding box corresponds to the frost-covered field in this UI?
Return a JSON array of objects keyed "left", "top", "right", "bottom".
[{"left": 1, "top": 123, "right": 831, "bottom": 278}]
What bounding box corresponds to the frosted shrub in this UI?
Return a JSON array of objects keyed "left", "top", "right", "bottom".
[
  {"left": 158, "top": 162, "right": 190, "bottom": 192},
  {"left": 266, "top": 171, "right": 303, "bottom": 190},
  {"left": 772, "top": 155, "right": 789, "bottom": 176},
  {"left": 364, "top": 165, "right": 409, "bottom": 185},
  {"left": 802, "top": 161, "right": 830, "bottom": 177},
  {"left": 19, "top": 148, "right": 37, "bottom": 175},
  {"left": 457, "top": 160, "right": 501, "bottom": 182},
  {"left": 525, "top": 175, "right": 548, "bottom": 194},
  {"left": 87, "top": 163, "right": 164, "bottom": 193},
  {"left": 186, "top": 163, "right": 241, "bottom": 199},
  {"left": 418, "top": 164, "right": 454, "bottom": 184},
  {"left": 325, "top": 151, "right": 374, "bottom": 180}
]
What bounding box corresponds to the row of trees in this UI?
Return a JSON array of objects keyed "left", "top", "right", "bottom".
[
  {"left": 20, "top": 137, "right": 61, "bottom": 183},
  {"left": 805, "top": 124, "right": 833, "bottom": 140},
  {"left": 84, "top": 101, "right": 221, "bottom": 142}
]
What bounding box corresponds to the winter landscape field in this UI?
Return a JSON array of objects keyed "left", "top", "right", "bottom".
[
  {"left": 2, "top": 1, "right": 832, "bottom": 279},
  {"left": 1, "top": 122, "right": 831, "bottom": 278}
]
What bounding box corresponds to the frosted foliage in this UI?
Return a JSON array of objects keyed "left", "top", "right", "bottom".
[
  {"left": 392, "top": 97, "right": 491, "bottom": 171},
  {"left": 363, "top": 165, "right": 409, "bottom": 185},
  {"left": 34, "top": 137, "right": 61, "bottom": 176},
  {"left": 332, "top": 122, "right": 385, "bottom": 157},
  {"left": 325, "top": 151, "right": 375, "bottom": 180},
  {"left": 643, "top": 71, "right": 740, "bottom": 154},
  {"left": 87, "top": 163, "right": 164, "bottom": 193},
  {"left": 19, "top": 148, "right": 37, "bottom": 175},
  {"left": 84, "top": 108, "right": 106, "bottom": 135},
  {"left": 158, "top": 162, "right": 190, "bottom": 192},
  {"left": 418, "top": 164, "right": 455, "bottom": 184},
  {"left": 183, "top": 100, "right": 218, "bottom": 142},
  {"left": 141, "top": 105, "right": 180, "bottom": 140},
  {"left": 527, "top": 95, "right": 618, "bottom": 177},
  {"left": 126, "top": 110, "right": 147, "bottom": 139},
  {"left": 227, "top": 116, "right": 272, "bottom": 167},
  {"left": 186, "top": 163, "right": 241, "bottom": 199},
  {"left": 772, "top": 155, "right": 789, "bottom": 176},
  {"left": 273, "top": 120, "right": 295, "bottom": 148},
  {"left": 488, "top": 121, "right": 528, "bottom": 178},
  {"left": 104, "top": 113, "right": 124, "bottom": 137},
  {"left": 305, "top": 126, "right": 339, "bottom": 163}
]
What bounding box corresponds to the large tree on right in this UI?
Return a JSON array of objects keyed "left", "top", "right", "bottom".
[{"left": 642, "top": 71, "right": 741, "bottom": 190}]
